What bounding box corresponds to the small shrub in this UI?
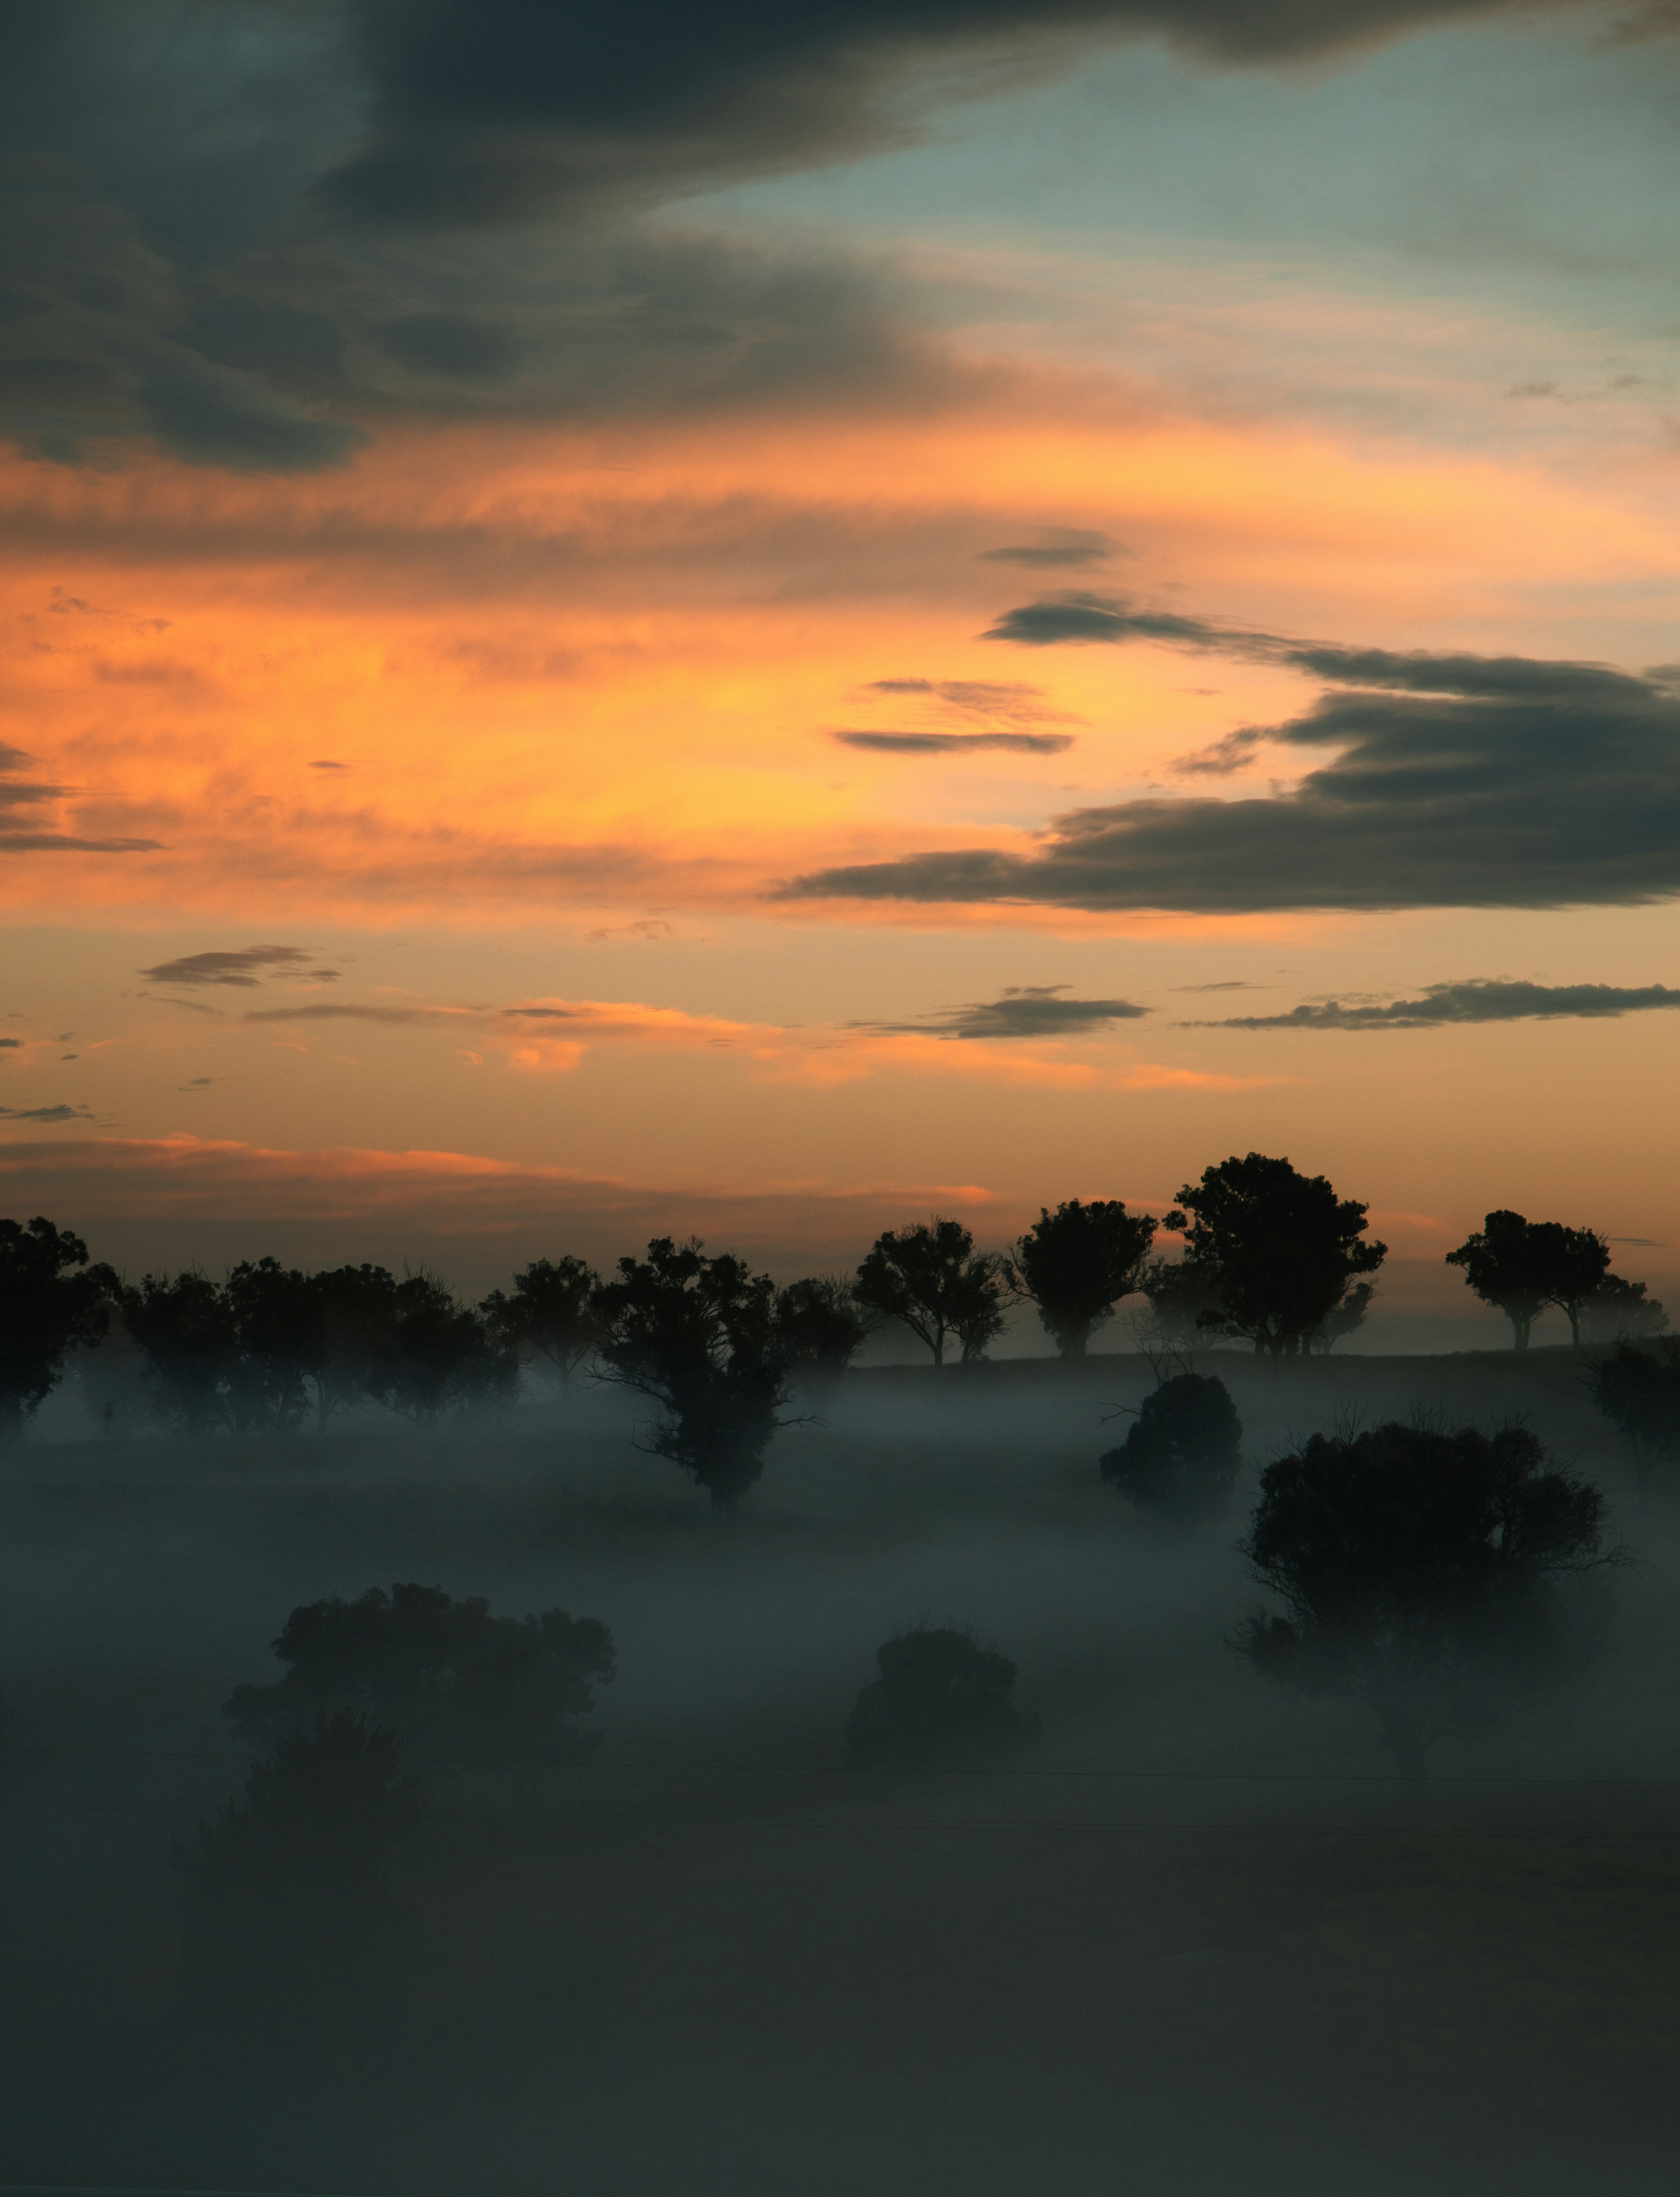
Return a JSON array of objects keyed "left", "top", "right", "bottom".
[
  {"left": 844, "top": 1626, "right": 1036, "bottom": 1769},
  {"left": 1100, "top": 1372, "right": 1242, "bottom": 1519},
  {"left": 1590, "top": 1340, "right": 1680, "bottom": 1487}
]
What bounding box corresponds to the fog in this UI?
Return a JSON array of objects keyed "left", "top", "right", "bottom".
[{"left": 3, "top": 1348, "right": 1678, "bottom": 2197}]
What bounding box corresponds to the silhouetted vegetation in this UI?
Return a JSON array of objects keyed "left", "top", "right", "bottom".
[
  {"left": 1590, "top": 1341, "right": 1680, "bottom": 1489},
  {"left": 1581, "top": 1273, "right": 1668, "bottom": 1343},
  {"left": 177, "top": 1711, "right": 423, "bottom": 2032},
  {"left": 0, "top": 1215, "right": 116, "bottom": 1438},
  {"left": 1100, "top": 1371, "right": 1242, "bottom": 1519},
  {"left": 1169, "top": 1152, "right": 1387, "bottom": 1358},
  {"left": 844, "top": 1626, "right": 1036, "bottom": 1768},
  {"left": 1240, "top": 1422, "right": 1609, "bottom": 1775},
  {"left": 773, "top": 1275, "right": 874, "bottom": 1389},
  {"left": 1446, "top": 1210, "right": 1629, "bottom": 1351},
  {"left": 1010, "top": 1198, "right": 1159, "bottom": 1358},
  {"left": 481, "top": 1255, "right": 603, "bottom": 1391},
  {"left": 593, "top": 1236, "right": 794, "bottom": 1508},
  {"left": 1134, "top": 1252, "right": 1226, "bottom": 1346},
  {"left": 224, "top": 1582, "right": 615, "bottom": 1766},
  {"left": 855, "top": 1217, "right": 1015, "bottom": 1368}
]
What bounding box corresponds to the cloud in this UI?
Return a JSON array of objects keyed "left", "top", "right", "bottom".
[
  {"left": 852, "top": 982, "right": 1150, "bottom": 1038},
  {"left": 0, "top": 1038, "right": 18, "bottom": 1049},
  {"left": 1192, "top": 978, "right": 1680, "bottom": 1030},
  {"left": 832, "top": 728, "right": 1075, "bottom": 754},
  {"left": 0, "top": 738, "right": 161, "bottom": 855},
  {"left": 309, "top": 759, "right": 350, "bottom": 773},
  {"left": 1170, "top": 727, "right": 1267, "bottom": 777},
  {"left": 782, "top": 650, "right": 1680, "bottom": 914},
  {"left": 863, "top": 678, "right": 1081, "bottom": 725},
  {"left": 139, "top": 945, "right": 322, "bottom": 989},
  {"left": 977, "top": 528, "right": 1118, "bottom": 568},
  {"left": 0, "top": 1103, "right": 92, "bottom": 1123},
  {"left": 982, "top": 592, "right": 1278, "bottom": 649}
]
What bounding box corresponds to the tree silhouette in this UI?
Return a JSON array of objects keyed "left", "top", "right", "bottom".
[
  {"left": 177, "top": 1710, "right": 423, "bottom": 2030},
  {"left": 0, "top": 1215, "right": 116, "bottom": 1439},
  {"left": 1134, "top": 1254, "right": 1225, "bottom": 1347},
  {"left": 773, "top": 1275, "right": 873, "bottom": 1390},
  {"left": 593, "top": 1236, "right": 792, "bottom": 1508},
  {"left": 364, "top": 1270, "right": 514, "bottom": 1426},
  {"left": 224, "top": 1581, "right": 615, "bottom": 1767},
  {"left": 1308, "top": 1280, "right": 1376, "bottom": 1354},
  {"left": 844, "top": 1627, "right": 1036, "bottom": 1769},
  {"left": 1445, "top": 1211, "right": 1611, "bottom": 1352},
  {"left": 1590, "top": 1341, "right": 1680, "bottom": 1491},
  {"left": 1170, "top": 1153, "right": 1386, "bottom": 1358},
  {"left": 121, "top": 1268, "right": 242, "bottom": 1432},
  {"left": 224, "top": 1257, "right": 319, "bottom": 1430},
  {"left": 1100, "top": 1371, "right": 1242, "bottom": 1520},
  {"left": 1581, "top": 1274, "right": 1667, "bottom": 1344},
  {"left": 1011, "top": 1199, "right": 1159, "bottom": 1359},
  {"left": 1240, "top": 1421, "right": 1608, "bottom": 1776},
  {"left": 309, "top": 1263, "right": 402, "bottom": 1429},
  {"left": 481, "top": 1256, "right": 603, "bottom": 1392},
  {"left": 855, "top": 1217, "right": 1015, "bottom": 1368}
]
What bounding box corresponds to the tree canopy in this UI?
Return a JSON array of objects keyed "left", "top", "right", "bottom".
[
  {"left": 855, "top": 1217, "right": 1015, "bottom": 1368},
  {"left": 1168, "top": 1153, "right": 1386, "bottom": 1358},
  {"left": 1241, "top": 1421, "right": 1608, "bottom": 1775},
  {"left": 1445, "top": 1211, "right": 1615, "bottom": 1350},
  {"left": 1010, "top": 1199, "right": 1158, "bottom": 1358},
  {"left": 480, "top": 1256, "right": 603, "bottom": 1391},
  {"left": 1590, "top": 1341, "right": 1680, "bottom": 1488},
  {"left": 1099, "top": 1371, "right": 1242, "bottom": 1520},
  {"left": 0, "top": 1215, "right": 116, "bottom": 1438},
  {"left": 844, "top": 1627, "right": 1036, "bottom": 1769}
]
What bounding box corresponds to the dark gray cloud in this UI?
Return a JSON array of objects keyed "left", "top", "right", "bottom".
[
  {"left": 781, "top": 651, "right": 1680, "bottom": 913},
  {"left": 0, "top": 1103, "right": 93, "bottom": 1123},
  {"left": 0, "top": 1039, "right": 18, "bottom": 1049},
  {"left": 1191, "top": 979, "right": 1680, "bottom": 1029},
  {"left": 240, "top": 1002, "right": 469, "bottom": 1024},
  {"left": 978, "top": 529, "right": 1118, "bottom": 568},
  {"left": 0, "top": 0, "right": 1537, "bottom": 469},
  {"left": 982, "top": 593, "right": 1278, "bottom": 649},
  {"left": 1170, "top": 726, "right": 1266, "bottom": 776},
  {"left": 139, "top": 945, "right": 320, "bottom": 988},
  {"left": 851, "top": 982, "right": 1149, "bottom": 1038},
  {"left": 833, "top": 728, "right": 1075, "bottom": 754}
]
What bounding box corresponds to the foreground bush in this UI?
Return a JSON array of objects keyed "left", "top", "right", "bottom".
[
  {"left": 1100, "top": 1372, "right": 1242, "bottom": 1520},
  {"left": 845, "top": 1626, "right": 1036, "bottom": 1769}
]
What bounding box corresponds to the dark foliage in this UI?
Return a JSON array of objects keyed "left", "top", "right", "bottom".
[
  {"left": 0, "top": 1214, "right": 116, "bottom": 1438},
  {"left": 1134, "top": 1253, "right": 1226, "bottom": 1346},
  {"left": 1100, "top": 1371, "right": 1242, "bottom": 1519},
  {"left": 121, "top": 1268, "right": 243, "bottom": 1433},
  {"left": 844, "top": 1626, "right": 1036, "bottom": 1770},
  {"left": 855, "top": 1216, "right": 1015, "bottom": 1368},
  {"left": 177, "top": 1711, "right": 423, "bottom": 2032},
  {"left": 481, "top": 1255, "right": 604, "bottom": 1392},
  {"left": 1168, "top": 1152, "right": 1386, "bottom": 1358},
  {"left": 1446, "top": 1210, "right": 1614, "bottom": 1352},
  {"left": 593, "top": 1235, "right": 792, "bottom": 1508},
  {"left": 224, "top": 1581, "right": 615, "bottom": 1767},
  {"left": 1580, "top": 1273, "right": 1668, "bottom": 1344},
  {"left": 1590, "top": 1341, "right": 1680, "bottom": 1488},
  {"left": 773, "top": 1275, "right": 874, "bottom": 1388},
  {"left": 1011, "top": 1199, "right": 1158, "bottom": 1358},
  {"left": 1240, "top": 1421, "right": 1608, "bottom": 1774},
  {"left": 364, "top": 1270, "right": 515, "bottom": 1425},
  {"left": 223, "top": 1257, "right": 320, "bottom": 1430}
]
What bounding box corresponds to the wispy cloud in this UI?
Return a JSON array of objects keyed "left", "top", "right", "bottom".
[
  {"left": 832, "top": 729, "right": 1074, "bottom": 755},
  {"left": 1191, "top": 979, "right": 1680, "bottom": 1029},
  {"left": 851, "top": 984, "right": 1150, "bottom": 1040},
  {"left": 140, "top": 945, "right": 327, "bottom": 988}
]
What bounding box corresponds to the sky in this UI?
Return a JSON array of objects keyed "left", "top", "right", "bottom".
[{"left": 4, "top": 0, "right": 1680, "bottom": 1344}]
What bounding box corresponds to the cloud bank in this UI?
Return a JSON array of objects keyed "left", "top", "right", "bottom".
[{"left": 1194, "top": 978, "right": 1680, "bottom": 1029}]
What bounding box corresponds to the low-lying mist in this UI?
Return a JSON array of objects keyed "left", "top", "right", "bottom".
[{"left": 3, "top": 1347, "right": 1678, "bottom": 2197}]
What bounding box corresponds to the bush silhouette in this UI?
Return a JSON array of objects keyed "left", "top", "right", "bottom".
[
  {"left": 1590, "top": 1340, "right": 1680, "bottom": 1489},
  {"left": 1100, "top": 1372, "right": 1242, "bottom": 1519},
  {"left": 177, "top": 1710, "right": 422, "bottom": 2030},
  {"left": 1239, "top": 1421, "right": 1608, "bottom": 1776},
  {"left": 224, "top": 1581, "right": 615, "bottom": 1767},
  {"left": 844, "top": 1627, "right": 1035, "bottom": 1769}
]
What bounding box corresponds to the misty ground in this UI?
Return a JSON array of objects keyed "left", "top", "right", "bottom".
[{"left": 3, "top": 1348, "right": 1678, "bottom": 2197}]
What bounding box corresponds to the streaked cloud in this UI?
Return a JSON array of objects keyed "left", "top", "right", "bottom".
[
  {"left": 977, "top": 529, "right": 1118, "bottom": 568},
  {"left": 1191, "top": 978, "right": 1680, "bottom": 1029},
  {"left": 851, "top": 983, "right": 1150, "bottom": 1038},
  {"left": 140, "top": 945, "right": 325, "bottom": 989},
  {"left": 832, "top": 728, "right": 1074, "bottom": 754}
]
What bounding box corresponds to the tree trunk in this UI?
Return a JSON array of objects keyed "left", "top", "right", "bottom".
[
  {"left": 1511, "top": 1312, "right": 1530, "bottom": 1353},
  {"left": 1567, "top": 1305, "right": 1582, "bottom": 1349},
  {"left": 932, "top": 1333, "right": 945, "bottom": 1369},
  {"left": 1060, "top": 1324, "right": 1089, "bottom": 1361}
]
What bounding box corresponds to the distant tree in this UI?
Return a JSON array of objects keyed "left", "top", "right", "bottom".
[
  {"left": 122, "top": 1268, "right": 241, "bottom": 1432},
  {"left": 593, "top": 1236, "right": 792, "bottom": 1508},
  {"left": 177, "top": 1710, "right": 422, "bottom": 2028},
  {"left": 224, "top": 1581, "right": 615, "bottom": 1767},
  {"left": 1308, "top": 1280, "right": 1376, "bottom": 1354},
  {"left": 1133, "top": 1254, "right": 1225, "bottom": 1348},
  {"left": 1542, "top": 1225, "right": 1613, "bottom": 1349},
  {"left": 1240, "top": 1422, "right": 1609, "bottom": 1776},
  {"left": 0, "top": 1215, "right": 117, "bottom": 1440},
  {"left": 1170, "top": 1153, "right": 1386, "bottom": 1358},
  {"left": 224, "top": 1257, "right": 319, "bottom": 1431},
  {"left": 1100, "top": 1371, "right": 1242, "bottom": 1520},
  {"left": 1011, "top": 1199, "right": 1159, "bottom": 1359},
  {"left": 364, "top": 1271, "right": 514, "bottom": 1426},
  {"left": 309, "top": 1263, "right": 402, "bottom": 1430},
  {"left": 1589, "top": 1341, "right": 1680, "bottom": 1491},
  {"left": 1445, "top": 1211, "right": 1609, "bottom": 1352},
  {"left": 774, "top": 1276, "right": 873, "bottom": 1390},
  {"left": 844, "top": 1627, "right": 1036, "bottom": 1769},
  {"left": 481, "top": 1256, "right": 603, "bottom": 1393},
  {"left": 855, "top": 1217, "right": 1016, "bottom": 1368},
  {"left": 1581, "top": 1274, "right": 1668, "bottom": 1345}
]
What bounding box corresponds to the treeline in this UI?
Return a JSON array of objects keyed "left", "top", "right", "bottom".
[{"left": 0, "top": 1152, "right": 1667, "bottom": 1500}]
